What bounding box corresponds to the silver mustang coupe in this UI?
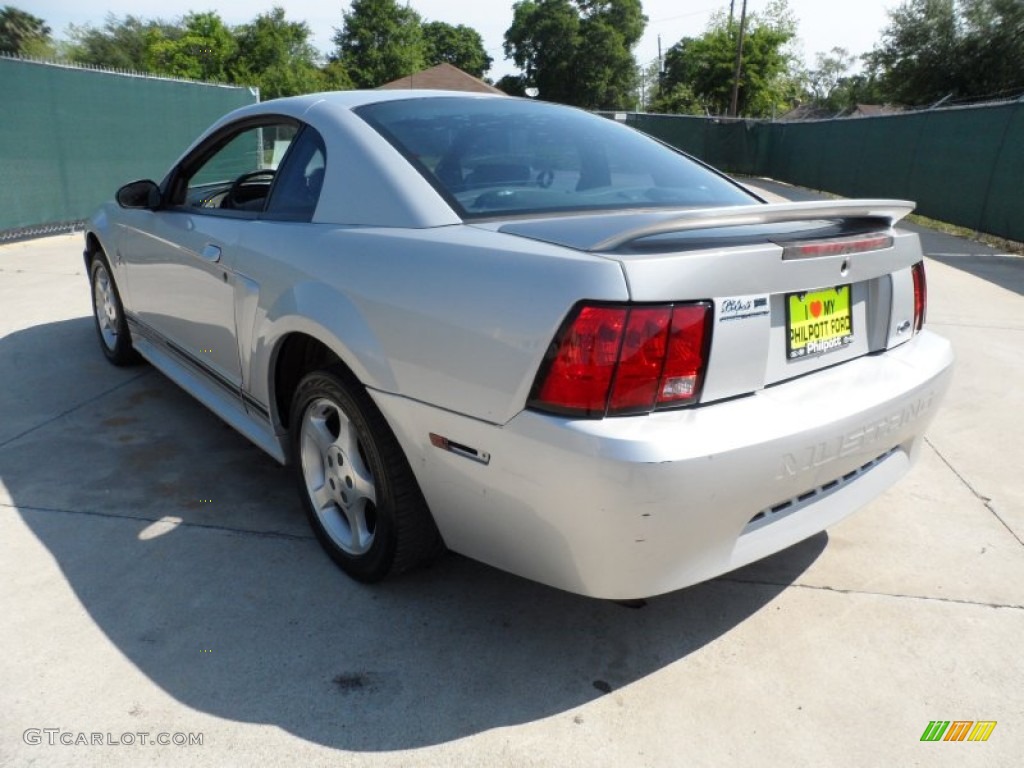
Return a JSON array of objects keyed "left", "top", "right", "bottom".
[{"left": 85, "top": 90, "right": 953, "bottom": 599}]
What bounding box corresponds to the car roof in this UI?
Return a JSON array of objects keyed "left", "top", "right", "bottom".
[
  {"left": 236, "top": 89, "right": 509, "bottom": 121},
  {"left": 177, "top": 90, "right": 515, "bottom": 229}
]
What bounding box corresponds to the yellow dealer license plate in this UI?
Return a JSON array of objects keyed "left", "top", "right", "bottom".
[{"left": 786, "top": 285, "right": 853, "bottom": 360}]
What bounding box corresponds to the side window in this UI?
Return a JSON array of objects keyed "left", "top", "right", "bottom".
[
  {"left": 264, "top": 127, "right": 327, "bottom": 222},
  {"left": 183, "top": 122, "right": 298, "bottom": 215}
]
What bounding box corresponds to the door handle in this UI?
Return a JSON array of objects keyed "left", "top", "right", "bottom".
[{"left": 200, "top": 244, "right": 222, "bottom": 263}]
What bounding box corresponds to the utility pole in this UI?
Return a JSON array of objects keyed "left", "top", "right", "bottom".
[{"left": 729, "top": 0, "right": 748, "bottom": 117}]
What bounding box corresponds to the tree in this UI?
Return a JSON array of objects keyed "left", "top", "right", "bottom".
[
  {"left": 495, "top": 73, "right": 527, "bottom": 96},
  {"left": 230, "top": 7, "right": 326, "bottom": 99},
  {"left": 503, "top": 0, "right": 646, "bottom": 109},
  {"left": 66, "top": 10, "right": 346, "bottom": 95},
  {"left": 320, "top": 58, "right": 355, "bottom": 91},
  {"left": 958, "top": 0, "right": 1024, "bottom": 99},
  {"left": 647, "top": 53, "right": 703, "bottom": 115},
  {"left": 801, "top": 46, "right": 859, "bottom": 112},
  {"left": 333, "top": 0, "right": 425, "bottom": 88},
  {"left": 865, "top": 0, "right": 961, "bottom": 105},
  {"left": 67, "top": 14, "right": 180, "bottom": 71},
  {"left": 0, "top": 5, "right": 51, "bottom": 56},
  {"left": 865, "top": 0, "right": 1024, "bottom": 105},
  {"left": 652, "top": 0, "right": 799, "bottom": 117},
  {"left": 422, "top": 21, "right": 491, "bottom": 78},
  {"left": 504, "top": 0, "right": 579, "bottom": 104},
  {"left": 806, "top": 48, "right": 854, "bottom": 106},
  {"left": 145, "top": 12, "right": 237, "bottom": 81}
]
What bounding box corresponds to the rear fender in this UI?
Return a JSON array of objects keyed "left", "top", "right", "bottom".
[{"left": 253, "top": 281, "right": 398, "bottom": 430}]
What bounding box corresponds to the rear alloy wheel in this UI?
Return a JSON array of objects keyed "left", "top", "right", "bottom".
[
  {"left": 89, "top": 253, "right": 139, "bottom": 366},
  {"left": 290, "top": 367, "right": 441, "bottom": 582}
]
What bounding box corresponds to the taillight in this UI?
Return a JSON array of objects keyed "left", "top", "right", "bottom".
[
  {"left": 911, "top": 261, "right": 927, "bottom": 332},
  {"left": 529, "top": 302, "right": 712, "bottom": 418},
  {"left": 531, "top": 305, "right": 627, "bottom": 416},
  {"left": 660, "top": 305, "right": 711, "bottom": 404},
  {"left": 607, "top": 308, "right": 671, "bottom": 414}
]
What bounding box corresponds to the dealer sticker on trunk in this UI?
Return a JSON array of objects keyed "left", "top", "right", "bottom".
[
  {"left": 718, "top": 295, "right": 770, "bottom": 322},
  {"left": 786, "top": 285, "right": 853, "bottom": 359}
]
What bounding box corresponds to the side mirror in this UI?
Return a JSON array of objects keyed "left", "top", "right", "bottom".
[{"left": 116, "top": 179, "right": 161, "bottom": 210}]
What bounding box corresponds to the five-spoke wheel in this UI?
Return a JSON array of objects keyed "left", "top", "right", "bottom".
[
  {"left": 300, "top": 397, "right": 380, "bottom": 556},
  {"left": 290, "top": 367, "right": 441, "bottom": 581}
]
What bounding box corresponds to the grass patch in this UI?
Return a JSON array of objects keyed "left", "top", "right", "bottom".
[{"left": 905, "top": 213, "right": 1024, "bottom": 256}]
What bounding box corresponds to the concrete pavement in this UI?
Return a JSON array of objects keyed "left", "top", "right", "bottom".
[{"left": 1, "top": 193, "right": 1022, "bottom": 766}]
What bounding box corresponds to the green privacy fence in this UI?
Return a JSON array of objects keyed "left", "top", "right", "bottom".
[
  {"left": 618, "top": 102, "right": 1024, "bottom": 243},
  {"left": 0, "top": 57, "right": 258, "bottom": 237}
]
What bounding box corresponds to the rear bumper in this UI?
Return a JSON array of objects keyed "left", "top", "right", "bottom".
[{"left": 373, "top": 330, "right": 954, "bottom": 599}]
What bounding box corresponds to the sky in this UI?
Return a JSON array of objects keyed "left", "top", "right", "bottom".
[{"left": 22, "top": 0, "right": 902, "bottom": 80}]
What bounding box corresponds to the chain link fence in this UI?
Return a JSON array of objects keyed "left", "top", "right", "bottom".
[
  {"left": 608, "top": 102, "right": 1024, "bottom": 243},
  {"left": 0, "top": 57, "right": 258, "bottom": 241}
]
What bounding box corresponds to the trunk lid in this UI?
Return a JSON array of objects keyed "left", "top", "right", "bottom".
[{"left": 488, "top": 200, "right": 924, "bottom": 405}]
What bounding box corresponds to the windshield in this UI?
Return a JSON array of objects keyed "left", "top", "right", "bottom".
[{"left": 356, "top": 97, "right": 757, "bottom": 219}]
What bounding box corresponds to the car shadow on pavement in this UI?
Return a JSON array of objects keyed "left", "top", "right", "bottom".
[
  {"left": 2, "top": 318, "right": 827, "bottom": 751},
  {"left": 924, "top": 252, "right": 1024, "bottom": 298}
]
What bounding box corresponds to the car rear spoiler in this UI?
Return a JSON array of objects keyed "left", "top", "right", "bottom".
[{"left": 590, "top": 200, "right": 916, "bottom": 253}]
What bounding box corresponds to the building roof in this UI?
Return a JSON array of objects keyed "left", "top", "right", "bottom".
[
  {"left": 776, "top": 104, "right": 837, "bottom": 122},
  {"left": 377, "top": 63, "right": 503, "bottom": 95},
  {"left": 776, "top": 103, "right": 905, "bottom": 122},
  {"left": 849, "top": 104, "right": 904, "bottom": 118}
]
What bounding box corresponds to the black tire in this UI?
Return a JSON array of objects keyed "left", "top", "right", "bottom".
[
  {"left": 289, "top": 366, "right": 443, "bottom": 582},
  {"left": 89, "top": 252, "right": 141, "bottom": 366}
]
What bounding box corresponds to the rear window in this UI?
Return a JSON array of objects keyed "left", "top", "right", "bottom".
[{"left": 356, "top": 97, "right": 756, "bottom": 218}]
